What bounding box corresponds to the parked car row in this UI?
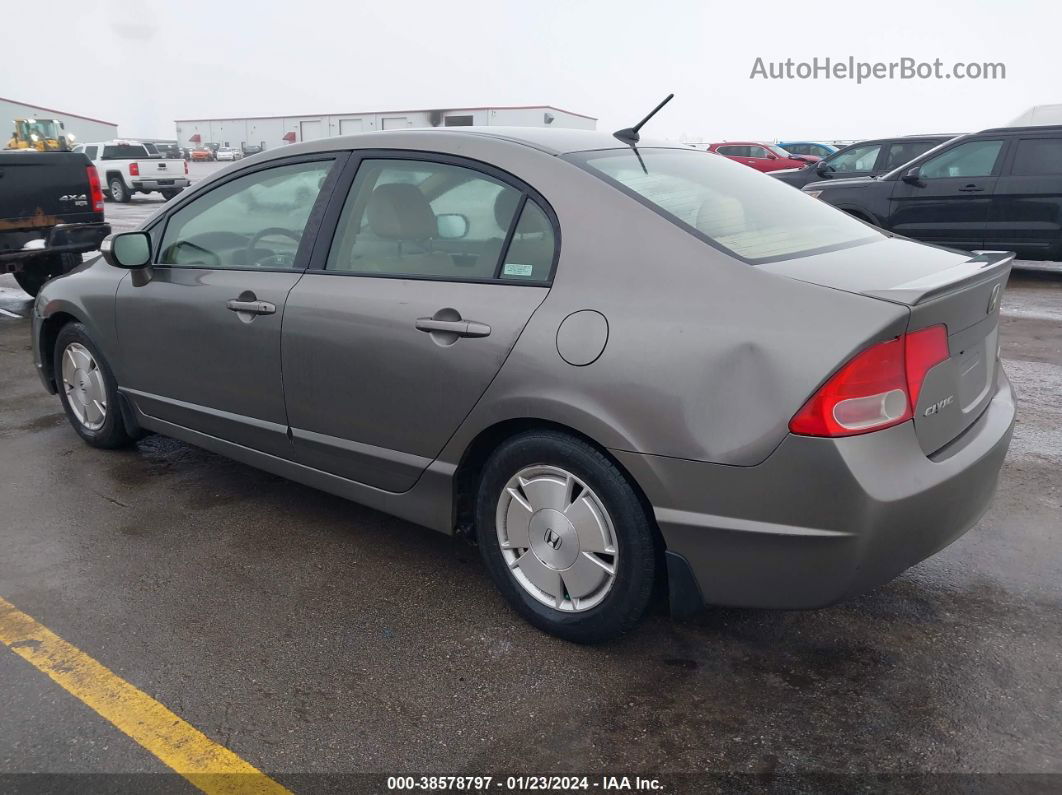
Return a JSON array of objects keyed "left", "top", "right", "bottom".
[
  {"left": 802, "top": 124, "right": 1062, "bottom": 261},
  {"left": 772, "top": 135, "right": 954, "bottom": 189}
]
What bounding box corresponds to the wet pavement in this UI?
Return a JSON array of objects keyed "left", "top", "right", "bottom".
[{"left": 0, "top": 269, "right": 1059, "bottom": 789}]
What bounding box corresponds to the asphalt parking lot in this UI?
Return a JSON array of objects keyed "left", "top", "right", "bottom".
[{"left": 0, "top": 258, "right": 1059, "bottom": 790}]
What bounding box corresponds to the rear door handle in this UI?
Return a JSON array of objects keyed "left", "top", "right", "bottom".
[
  {"left": 415, "top": 318, "right": 491, "bottom": 338},
  {"left": 226, "top": 299, "right": 276, "bottom": 315},
  {"left": 958, "top": 184, "right": 985, "bottom": 192}
]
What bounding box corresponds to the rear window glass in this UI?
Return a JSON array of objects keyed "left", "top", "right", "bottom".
[
  {"left": 1011, "top": 138, "right": 1062, "bottom": 176},
  {"left": 102, "top": 144, "right": 149, "bottom": 160},
  {"left": 574, "top": 148, "right": 879, "bottom": 262}
]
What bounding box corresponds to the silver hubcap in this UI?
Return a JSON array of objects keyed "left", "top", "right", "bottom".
[
  {"left": 111, "top": 182, "right": 122, "bottom": 199},
  {"left": 496, "top": 465, "right": 618, "bottom": 612},
  {"left": 61, "top": 342, "right": 107, "bottom": 431}
]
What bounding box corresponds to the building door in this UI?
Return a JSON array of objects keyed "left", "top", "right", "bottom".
[
  {"left": 300, "top": 120, "right": 323, "bottom": 141},
  {"left": 381, "top": 117, "right": 408, "bottom": 130},
  {"left": 339, "top": 119, "right": 364, "bottom": 135}
]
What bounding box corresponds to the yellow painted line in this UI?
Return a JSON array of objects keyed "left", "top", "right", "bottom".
[{"left": 0, "top": 596, "right": 290, "bottom": 795}]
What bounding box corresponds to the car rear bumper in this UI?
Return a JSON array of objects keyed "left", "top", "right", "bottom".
[
  {"left": 0, "top": 222, "right": 110, "bottom": 266},
  {"left": 613, "top": 366, "right": 1015, "bottom": 610},
  {"left": 132, "top": 178, "right": 189, "bottom": 191}
]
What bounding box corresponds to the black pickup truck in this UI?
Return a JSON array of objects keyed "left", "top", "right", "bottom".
[{"left": 0, "top": 150, "right": 110, "bottom": 296}]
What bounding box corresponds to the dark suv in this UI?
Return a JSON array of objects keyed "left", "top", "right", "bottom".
[
  {"left": 772, "top": 135, "right": 954, "bottom": 190},
  {"left": 803, "top": 125, "right": 1062, "bottom": 261}
]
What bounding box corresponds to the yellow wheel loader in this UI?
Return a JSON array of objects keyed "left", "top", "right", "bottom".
[{"left": 5, "top": 118, "right": 76, "bottom": 151}]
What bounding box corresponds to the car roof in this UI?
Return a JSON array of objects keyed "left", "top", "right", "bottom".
[
  {"left": 979, "top": 124, "right": 1062, "bottom": 135},
  {"left": 258, "top": 127, "right": 688, "bottom": 161}
]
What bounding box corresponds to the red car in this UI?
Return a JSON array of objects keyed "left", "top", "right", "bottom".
[{"left": 707, "top": 141, "right": 820, "bottom": 172}]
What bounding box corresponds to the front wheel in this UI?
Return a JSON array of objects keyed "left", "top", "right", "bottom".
[
  {"left": 476, "top": 431, "right": 657, "bottom": 643},
  {"left": 54, "top": 323, "right": 134, "bottom": 449}
]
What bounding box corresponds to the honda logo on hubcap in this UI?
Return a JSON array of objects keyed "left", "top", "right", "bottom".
[{"left": 543, "top": 528, "right": 563, "bottom": 550}]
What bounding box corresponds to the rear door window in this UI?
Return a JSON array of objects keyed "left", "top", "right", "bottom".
[
  {"left": 325, "top": 158, "right": 555, "bottom": 282},
  {"left": 884, "top": 140, "right": 941, "bottom": 171},
  {"left": 1010, "top": 138, "right": 1062, "bottom": 175},
  {"left": 827, "top": 144, "right": 882, "bottom": 173}
]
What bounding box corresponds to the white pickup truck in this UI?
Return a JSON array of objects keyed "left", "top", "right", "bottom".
[{"left": 74, "top": 140, "right": 190, "bottom": 202}]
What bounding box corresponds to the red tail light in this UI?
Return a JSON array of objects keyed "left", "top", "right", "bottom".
[
  {"left": 184, "top": 159, "right": 189, "bottom": 175},
  {"left": 86, "top": 166, "right": 104, "bottom": 213},
  {"left": 129, "top": 162, "right": 140, "bottom": 176},
  {"left": 789, "top": 325, "right": 949, "bottom": 437}
]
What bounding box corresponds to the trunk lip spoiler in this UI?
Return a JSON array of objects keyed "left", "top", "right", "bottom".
[{"left": 861, "top": 250, "right": 1015, "bottom": 306}]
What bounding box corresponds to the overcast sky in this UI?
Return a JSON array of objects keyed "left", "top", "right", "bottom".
[{"left": 2, "top": 0, "right": 1058, "bottom": 141}]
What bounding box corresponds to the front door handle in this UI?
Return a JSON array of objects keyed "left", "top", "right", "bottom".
[
  {"left": 415, "top": 318, "right": 491, "bottom": 338},
  {"left": 958, "top": 184, "right": 985, "bottom": 192},
  {"left": 226, "top": 299, "right": 276, "bottom": 315}
]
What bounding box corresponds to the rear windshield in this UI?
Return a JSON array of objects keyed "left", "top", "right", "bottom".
[
  {"left": 572, "top": 147, "right": 879, "bottom": 263},
  {"left": 102, "top": 144, "right": 149, "bottom": 160}
]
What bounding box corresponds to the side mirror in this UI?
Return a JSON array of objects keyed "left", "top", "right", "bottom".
[
  {"left": 436, "top": 213, "right": 469, "bottom": 240},
  {"left": 901, "top": 166, "right": 923, "bottom": 185},
  {"left": 815, "top": 161, "right": 832, "bottom": 176},
  {"left": 766, "top": 153, "right": 778, "bottom": 160},
  {"left": 101, "top": 232, "right": 152, "bottom": 269}
]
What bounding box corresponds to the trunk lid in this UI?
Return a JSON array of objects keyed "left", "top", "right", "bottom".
[
  {"left": 761, "top": 236, "right": 1012, "bottom": 454},
  {"left": 135, "top": 158, "right": 183, "bottom": 178}
]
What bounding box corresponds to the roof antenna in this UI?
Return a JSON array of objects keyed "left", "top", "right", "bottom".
[{"left": 613, "top": 93, "right": 674, "bottom": 145}]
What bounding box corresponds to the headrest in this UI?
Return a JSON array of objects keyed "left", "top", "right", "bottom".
[
  {"left": 695, "top": 196, "right": 746, "bottom": 239},
  {"left": 494, "top": 190, "right": 548, "bottom": 234},
  {"left": 367, "top": 183, "right": 436, "bottom": 240}
]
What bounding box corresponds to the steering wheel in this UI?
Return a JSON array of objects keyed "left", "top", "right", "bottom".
[{"left": 245, "top": 227, "right": 303, "bottom": 268}]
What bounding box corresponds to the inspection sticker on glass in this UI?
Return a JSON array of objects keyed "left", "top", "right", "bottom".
[{"left": 502, "top": 263, "right": 534, "bottom": 277}]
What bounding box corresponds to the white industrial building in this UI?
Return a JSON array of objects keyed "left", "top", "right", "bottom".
[
  {"left": 0, "top": 96, "right": 118, "bottom": 143},
  {"left": 174, "top": 105, "right": 596, "bottom": 151}
]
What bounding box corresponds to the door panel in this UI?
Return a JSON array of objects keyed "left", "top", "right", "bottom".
[
  {"left": 887, "top": 139, "right": 1006, "bottom": 249},
  {"left": 888, "top": 177, "right": 997, "bottom": 248},
  {"left": 986, "top": 138, "right": 1062, "bottom": 259},
  {"left": 116, "top": 157, "right": 339, "bottom": 456},
  {"left": 116, "top": 269, "right": 302, "bottom": 456},
  {"left": 282, "top": 277, "right": 548, "bottom": 491}
]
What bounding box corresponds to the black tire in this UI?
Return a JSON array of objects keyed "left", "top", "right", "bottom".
[
  {"left": 108, "top": 177, "right": 130, "bottom": 203},
  {"left": 160, "top": 189, "right": 181, "bottom": 201},
  {"left": 12, "top": 252, "right": 77, "bottom": 297},
  {"left": 13, "top": 267, "right": 50, "bottom": 297},
  {"left": 475, "top": 431, "right": 657, "bottom": 643},
  {"left": 54, "top": 322, "right": 134, "bottom": 449}
]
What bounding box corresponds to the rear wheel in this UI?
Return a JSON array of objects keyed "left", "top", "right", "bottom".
[
  {"left": 161, "top": 188, "right": 181, "bottom": 201},
  {"left": 54, "top": 323, "right": 133, "bottom": 449},
  {"left": 109, "top": 177, "right": 130, "bottom": 203},
  {"left": 476, "top": 431, "right": 657, "bottom": 643}
]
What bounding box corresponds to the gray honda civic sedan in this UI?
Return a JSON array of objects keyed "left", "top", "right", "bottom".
[{"left": 32, "top": 128, "right": 1015, "bottom": 642}]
